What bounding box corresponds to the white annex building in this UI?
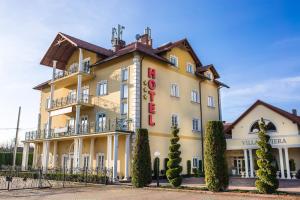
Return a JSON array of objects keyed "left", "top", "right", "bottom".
[{"left": 225, "top": 100, "right": 300, "bottom": 179}]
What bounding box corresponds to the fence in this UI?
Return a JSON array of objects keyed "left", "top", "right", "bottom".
[{"left": 0, "top": 166, "right": 113, "bottom": 190}]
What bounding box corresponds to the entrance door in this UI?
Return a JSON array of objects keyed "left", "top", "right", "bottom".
[
  {"left": 68, "top": 118, "right": 75, "bottom": 134},
  {"left": 233, "top": 157, "right": 245, "bottom": 175}
]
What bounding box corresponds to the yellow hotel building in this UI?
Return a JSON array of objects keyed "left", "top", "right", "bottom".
[{"left": 22, "top": 26, "right": 228, "bottom": 181}]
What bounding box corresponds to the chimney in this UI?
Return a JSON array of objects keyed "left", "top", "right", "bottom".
[
  {"left": 136, "top": 27, "right": 152, "bottom": 47},
  {"left": 111, "top": 24, "right": 126, "bottom": 52},
  {"left": 292, "top": 109, "right": 298, "bottom": 116}
]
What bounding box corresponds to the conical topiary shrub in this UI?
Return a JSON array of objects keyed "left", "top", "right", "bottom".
[
  {"left": 131, "top": 128, "right": 152, "bottom": 187},
  {"left": 255, "top": 118, "right": 278, "bottom": 194},
  {"left": 204, "top": 121, "right": 229, "bottom": 192},
  {"left": 166, "top": 125, "right": 182, "bottom": 187}
]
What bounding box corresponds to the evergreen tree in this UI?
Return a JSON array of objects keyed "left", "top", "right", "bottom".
[
  {"left": 131, "top": 128, "right": 152, "bottom": 187},
  {"left": 166, "top": 125, "right": 182, "bottom": 187},
  {"left": 204, "top": 121, "right": 229, "bottom": 191},
  {"left": 255, "top": 118, "right": 279, "bottom": 194}
]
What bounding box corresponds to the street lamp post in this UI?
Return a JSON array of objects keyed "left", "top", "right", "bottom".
[{"left": 154, "top": 151, "right": 160, "bottom": 187}]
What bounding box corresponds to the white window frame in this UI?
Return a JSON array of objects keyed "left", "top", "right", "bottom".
[
  {"left": 96, "top": 153, "right": 105, "bottom": 170},
  {"left": 192, "top": 118, "right": 201, "bottom": 132},
  {"left": 208, "top": 96, "right": 215, "bottom": 108},
  {"left": 121, "top": 67, "right": 128, "bottom": 81},
  {"left": 121, "top": 102, "right": 128, "bottom": 115},
  {"left": 96, "top": 112, "right": 106, "bottom": 132},
  {"left": 170, "top": 83, "right": 180, "bottom": 97},
  {"left": 171, "top": 114, "right": 179, "bottom": 127},
  {"left": 96, "top": 80, "right": 108, "bottom": 96},
  {"left": 170, "top": 55, "right": 178, "bottom": 67},
  {"left": 186, "top": 62, "right": 194, "bottom": 73},
  {"left": 191, "top": 90, "right": 200, "bottom": 103},
  {"left": 121, "top": 84, "right": 128, "bottom": 99}
]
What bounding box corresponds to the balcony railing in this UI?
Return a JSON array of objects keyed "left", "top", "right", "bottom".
[
  {"left": 47, "top": 94, "right": 93, "bottom": 110},
  {"left": 54, "top": 64, "right": 90, "bottom": 80},
  {"left": 25, "top": 118, "right": 132, "bottom": 141}
]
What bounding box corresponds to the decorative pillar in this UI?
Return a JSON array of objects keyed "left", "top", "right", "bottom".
[
  {"left": 73, "top": 138, "right": 78, "bottom": 171},
  {"left": 42, "top": 141, "right": 50, "bottom": 173},
  {"left": 21, "top": 142, "right": 29, "bottom": 171},
  {"left": 53, "top": 141, "right": 58, "bottom": 169},
  {"left": 243, "top": 149, "right": 249, "bottom": 178},
  {"left": 131, "top": 53, "right": 141, "bottom": 132},
  {"left": 107, "top": 135, "right": 112, "bottom": 169},
  {"left": 113, "top": 133, "right": 119, "bottom": 181},
  {"left": 32, "top": 143, "right": 37, "bottom": 169},
  {"left": 47, "top": 60, "right": 57, "bottom": 138},
  {"left": 124, "top": 134, "right": 130, "bottom": 180},
  {"left": 78, "top": 138, "right": 83, "bottom": 169},
  {"left": 75, "top": 105, "right": 81, "bottom": 134},
  {"left": 89, "top": 138, "right": 95, "bottom": 170},
  {"left": 248, "top": 149, "right": 254, "bottom": 178},
  {"left": 284, "top": 147, "right": 291, "bottom": 179},
  {"left": 278, "top": 148, "right": 285, "bottom": 179},
  {"left": 75, "top": 48, "right": 83, "bottom": 135}
]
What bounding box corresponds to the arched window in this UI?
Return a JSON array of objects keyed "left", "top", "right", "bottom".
[{"left": 249, "top": 120, "right": 277, "bottom": 134}]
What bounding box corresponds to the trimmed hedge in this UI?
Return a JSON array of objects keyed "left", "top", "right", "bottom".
[
  {"left": 204, "top": 121, "right": 228, "bottom": 192},
  {"left": 255, "top": 118, "right": 278, "bottom": 194},
  {"left": 166, "top": 126, "right": 182, "bottom": 187},
  {"left": 131, "top": 128, "right": 152, "bottom": 188},
  {"left": 0, "top": 152, "right": 33, "bottom": 167}
]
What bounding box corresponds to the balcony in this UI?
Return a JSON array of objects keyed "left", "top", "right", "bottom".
[
  {"left": 52, "top": 65, "right": 94, "bottom": 88},
  {"left": 25, "top": 118, "right": 132, "bottom": 141},
  {"left": 46, "top": 94, "right": 94, "bottom": 112}
]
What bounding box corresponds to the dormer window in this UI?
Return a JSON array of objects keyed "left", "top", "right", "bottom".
[
  {"left": 186, "top": 63, "right": 194, "bottom": 74},
  {"left": 170, "top": 55, "right": 178, "bottom": 67},
  {"left": 206, "top": 72, "right": 213, "bottom": 80},
  {"left": 250, "top": 120, "right": 277, "bottom": 134}
]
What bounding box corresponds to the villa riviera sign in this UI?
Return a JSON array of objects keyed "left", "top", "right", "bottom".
[{"left": 242, "top": 138, "right": 287, "bottom": 146}]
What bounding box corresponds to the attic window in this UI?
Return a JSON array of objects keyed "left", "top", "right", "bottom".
[
  {"left": 249, "top": 120, "right": 277, "bottom": 134},
  {"left": 170, "top": 55, "right": 178, "bottom": 67},
  {"left": 206, "top": 72, "right": 213, "bottom": 80}
]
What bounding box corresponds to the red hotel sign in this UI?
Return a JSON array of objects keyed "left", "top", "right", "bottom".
[{"left": 148, "top": 68, "right": 156, "bottom": 126}]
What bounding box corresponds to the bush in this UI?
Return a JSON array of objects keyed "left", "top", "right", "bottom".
[
  {"left": 187, "top": 160, "right": 191, "bottom": 176},
  {"left": 166, "top": 126, "right": 182, "bottom": 187},
  {"left": 204, "top": 121, "right": 229, "bottom": 192},
  {"left": 289, "top": 159, "right": 296, "bottom": 171},
  {"left": 131, "top": 128, "right": 152, "bottom": 188},
  {"left": 255, "top": 118, "right": 278, "bottom": 194}
]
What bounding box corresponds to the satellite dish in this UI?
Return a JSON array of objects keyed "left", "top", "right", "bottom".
[{"left": 135, "top": 34, "right": 141, "bottom": 41}]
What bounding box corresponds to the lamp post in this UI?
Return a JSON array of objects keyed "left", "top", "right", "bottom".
[{"left": 154, "top": 151, "right": 160, "bottom": 187}]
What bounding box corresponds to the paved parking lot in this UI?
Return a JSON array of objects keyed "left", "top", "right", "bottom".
[{"left": 0, "top": 186, "right": 299, "bottom": 200}]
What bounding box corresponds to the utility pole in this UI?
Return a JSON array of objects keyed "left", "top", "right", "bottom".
[{"left": 12, "top": 106, "right": 21, "bottom": 170}]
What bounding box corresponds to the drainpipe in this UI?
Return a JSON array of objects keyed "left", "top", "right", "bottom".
[
  {"left": 199, "top": 79, "right": 204, "bottom": 172},
  {"left": 217, "top": 86, "right": 222, "bottom": 121}
]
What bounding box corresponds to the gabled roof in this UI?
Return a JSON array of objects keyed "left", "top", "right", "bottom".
[
  {"left": 40, "top": 32, "right": 112, "bottom": 70},
  {"left": 196, "top": 64, "right": 220, "bottom": 79},
  {"left": 156, "top": 38, "right": 203, "bottom": 67},
  {"left": 225, "top": 100, "right": 300, "bottom": 132}
]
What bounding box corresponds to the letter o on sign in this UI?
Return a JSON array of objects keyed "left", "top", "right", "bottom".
[{"left": 148, "top": 79, "right": 156, "bottom": 90}]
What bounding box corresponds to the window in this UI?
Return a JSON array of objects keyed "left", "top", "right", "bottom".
[
  {"left": 206, "top": 72, "right": 213, "bottom": 80},
  {"left": 46, "top": 98, "right": 51, "bottom": 109},
  {"left": 121, "top": 84, "right": 128, "bottom": 99},
  {"left": 97, "top": 80, "right": 108, "bottom": 96},
  {"left": 83, "top": 155, "right": 89, "bottom": 169},
  {"left": 69, "top": 63, "right": 78, "bottom": 73},
  {"left": 83, "top": 59, "right": 90, "bottom": 73},
  {"left": 80, "top": 116, "right": 88, "bottom": 133},
  {"left": 171, "top": 114, "right": 178, "bottom": 127},
  {"left": 170, "top": 55, "right": 178, "bottom": 67},
  {"left": 96, "top": 153, "right": 105, "bottom": 170},
  {"left": 191, "top": 90, "right": 200, "bottom": 103},
  {"left": 121, "top": 102, "right": 128, "bottom": 115},
  {"left": 208, "top": 96, "right": 215, "bottom": 107},
  {"left": 96, "top": 113, "right": 106, "bottom": 132},
  {"left": 192, "top": 157, "right": 201, "bottom": 168},
  {"left": 192, "top": 118, "right": 201, "bottom": 132},
  {"left": 121, "top": 68, "right": 128, "bottom": 81},
  {"left": 186, "top": 63, "right": 194, "bottom": 73},
  {"left": 250, "top": 120, "right": 277, "bottom": 134},
  {"left": 170, "top": 84, "right": 180, "bottom": 97}
]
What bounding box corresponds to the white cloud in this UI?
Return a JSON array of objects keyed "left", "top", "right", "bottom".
[{"left": 222, "top": 76, "right": 300, "bottom": 121}]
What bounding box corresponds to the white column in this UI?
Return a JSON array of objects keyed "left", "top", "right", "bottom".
[
  {"left": 78, "top": 138, "right": 83, "bottom": 169},
  {"left": 75, "top": 49, "right": 83, "bottom": 134},
  {"left": 32, "top": 143, "right": 38, "bottom": 169},
  {"left": 21, "top": 142, "right": 29, "bottom": 170},
  {"left": 131, "top": 53, "right": 141, "bottom": 132},
  {"left": 124, "top": 135, "right": 130, "bottom": 180},
  {"left": 113, "top": 133, "right": 119, "bottom": 181},
  {"left": 75, "top": 105, "right": 81, "bottom": 134},
  {"left": 284, "top": 147, "right": 291, "bottom": 179},
  {"left": 42, "top": 141, "right": 50, "bottom": 173},
  {"left": 73, "top": 138, "right": 78, "bottom": 170},
  {"left": 78, "top": 48, "right": 83, "bottom": 72},
  {"left": 47, "top": 60, "right": 57, "bottom": 138},
  {"left": 278, "top": 148, "right": 285, "bottom": 179},
  {"left": 107, "top": 135, "right": 112, "bottom": 169},
  {"left": 248, "top": 149, "right": 254, "bottom": 178},
  {"left": 243, "top": 149, "right": 249, "bottom": 178},
  {"left": 89, "top": 138, "right": 95, "bottom": 170},
  {"left": 53, "top": 141, "right": 58, "bottom": 169}
]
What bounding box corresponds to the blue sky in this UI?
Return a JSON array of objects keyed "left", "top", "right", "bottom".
[{"left": 0, "top": 0, "right": 299, "bottom": 144}]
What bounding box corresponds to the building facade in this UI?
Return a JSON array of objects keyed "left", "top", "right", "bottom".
[
  {"left": 225, "top": 100, "right": 300, "bottom": 179},
  {"left": 22, "top": 26, "right": 228, "bottom": 181}
]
